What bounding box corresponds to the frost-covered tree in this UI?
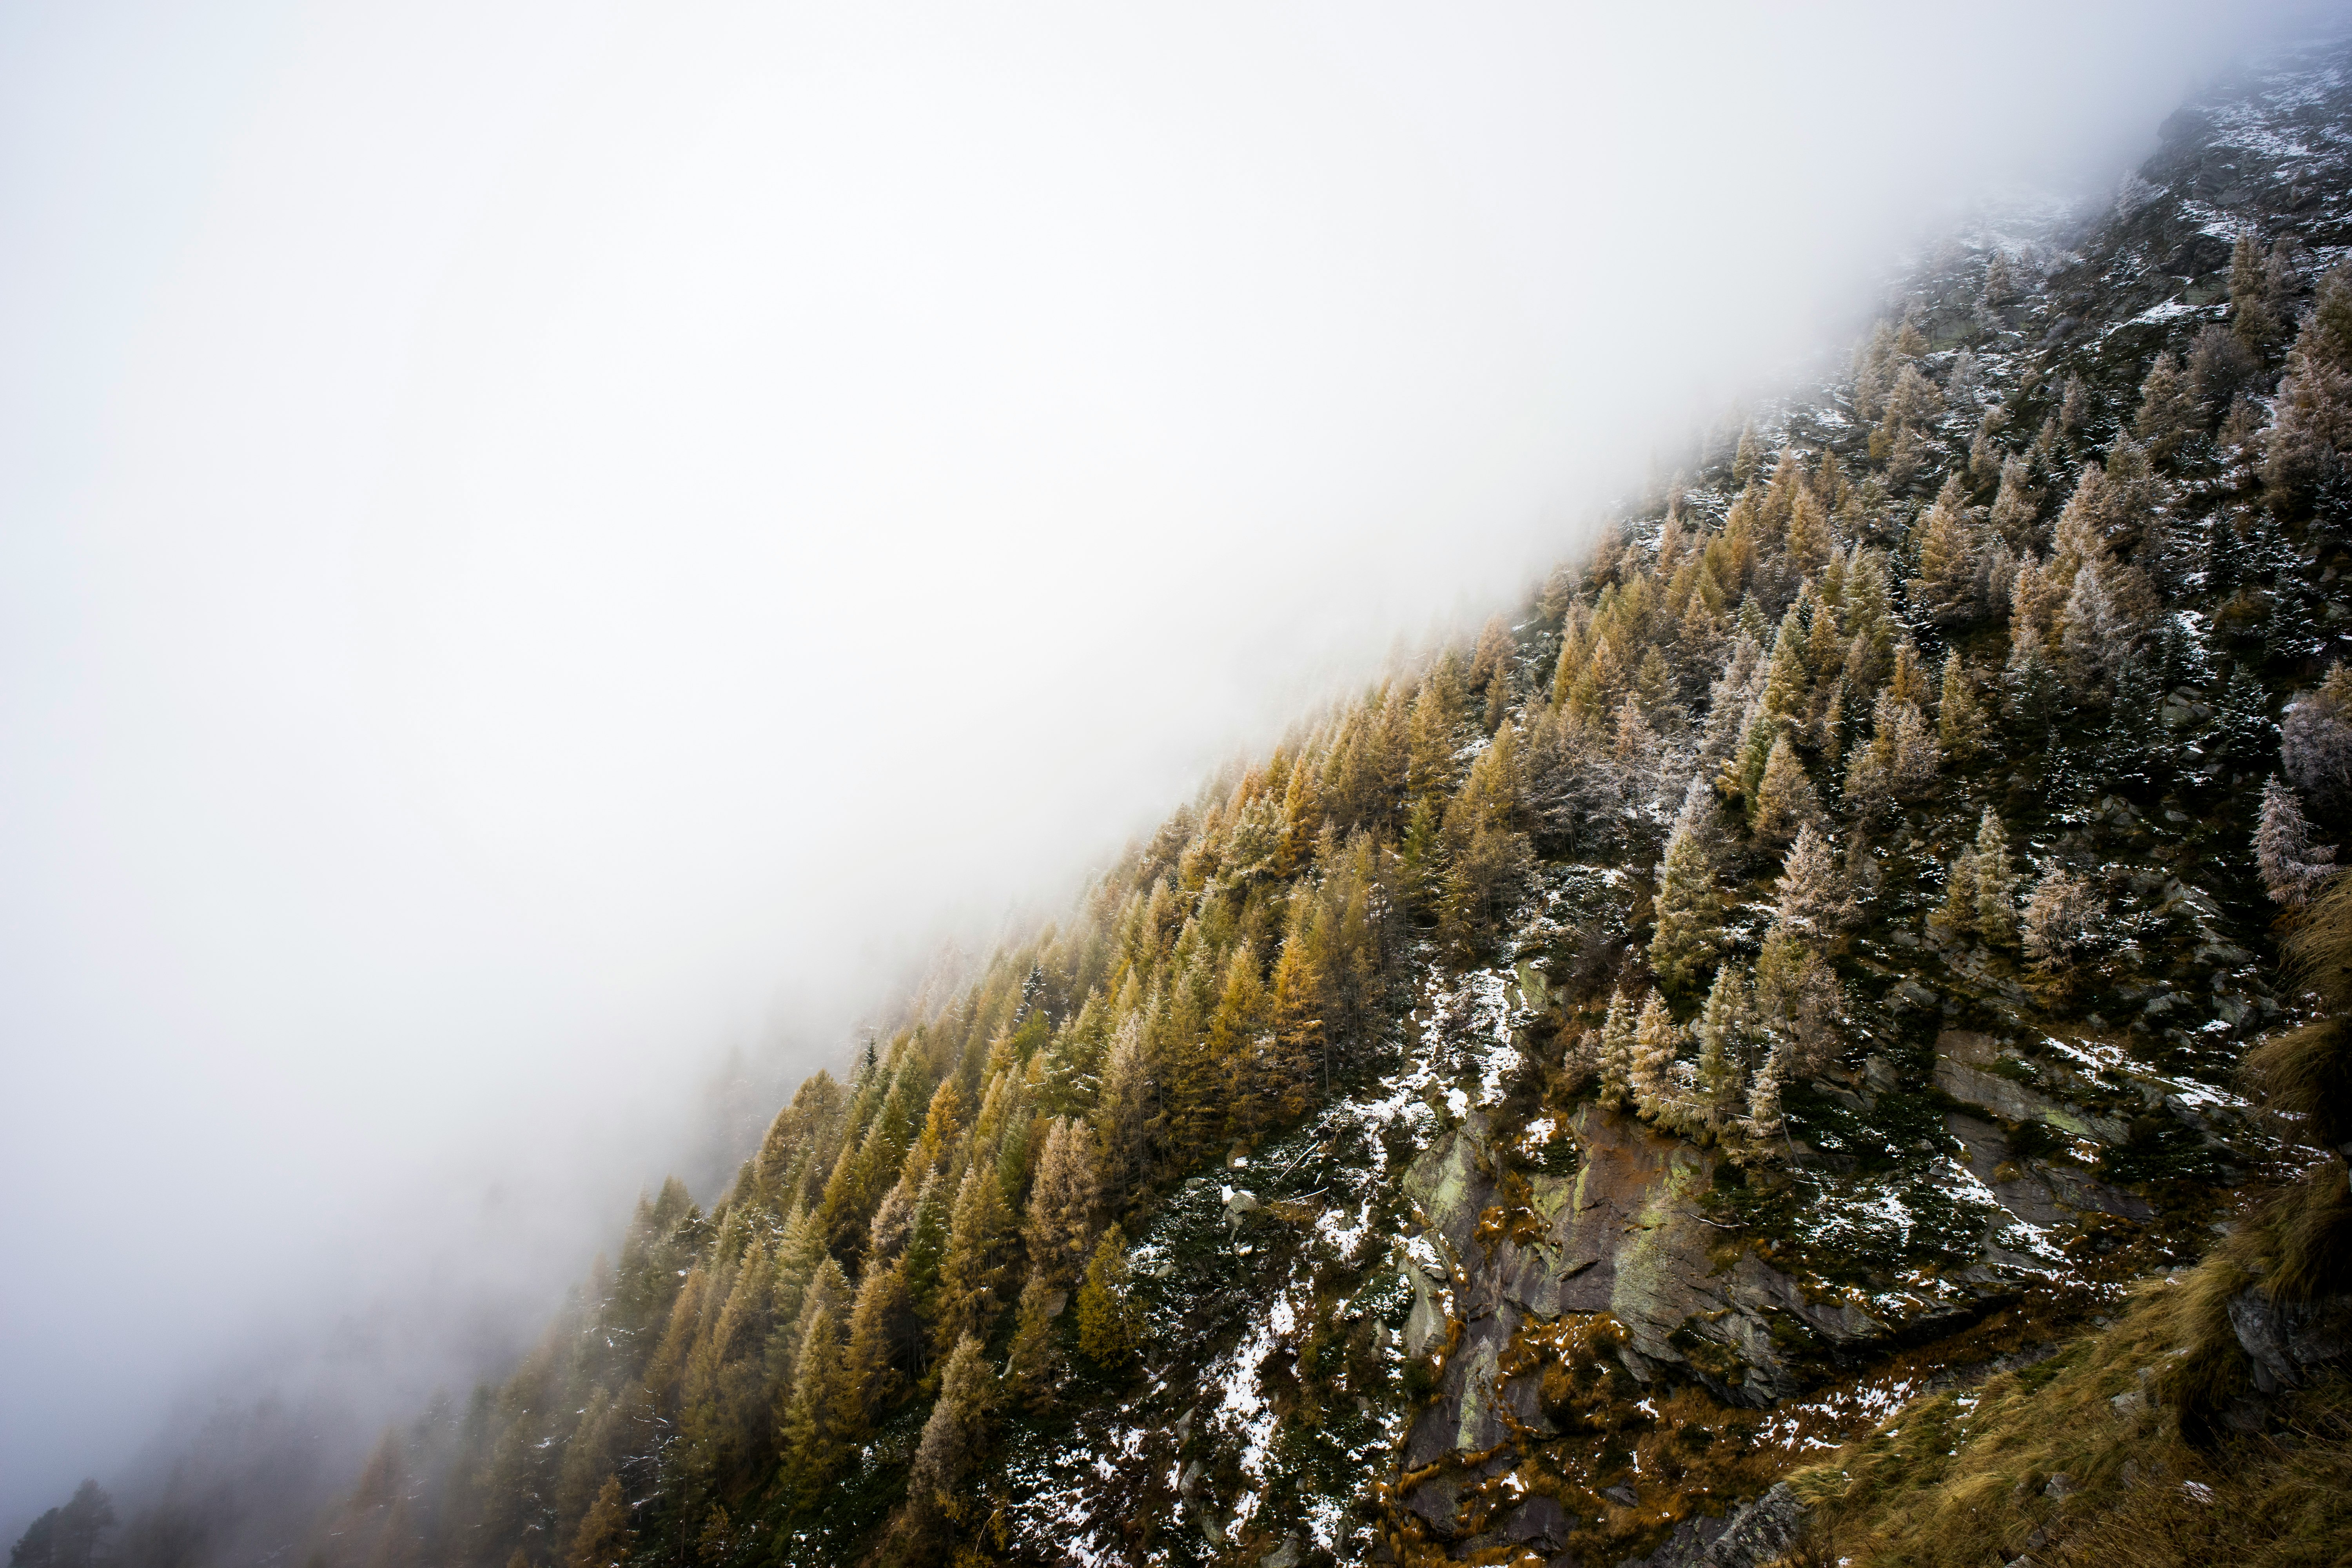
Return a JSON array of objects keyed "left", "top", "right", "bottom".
[
  {"left": 1751, "top": 733, "right": 1821, "bottom": 847},
  {"left": 1773, "top": 824, "right": 1850, "bottom": 939},
  {"left": 2282, "top": 663, "right": 2352, "bottom": 810},
  {"left": 1908, "top": 475, "right": 1984, "bottom": 626},
  {"left": 1024, "top": 1116, "right": 1102, "bottom": 1286},
  {"left": 1989, "top": 454, "right": 2040, "bottom": 549},
  {"left": 1596, "top": 987, "right": 1636, "bottom": 1111},
  {"left": 2139, "top": 356, "right": 2202, "bottom": 465},
  {"left": 1937, "top": 650, "right": 1991, "bottom": 760},
  {"left": 2058, "top": 373, "right": 2089, "bottom": 437},
  {"left": 1092, "top": 1015, "right": 1155, "bottom": 1194},
  {"left": 2021, "top": 868, "right": 2104, "bottom": 980},
  {"left": 2257, "top": 777, "right": 2339, "bottom": 907},
  {"left": 2189, "top": 323, "right": 2259, "bottom": 418},
  {"left": 1694, "top": 966, "right": 1755, "bottom": 1136},
  {"left": 1630, "top": 989, "right": 1682, "bottom": 1125},
  {"left": 1756, "top": 918, "right": 1843, "bottom": 1077},
  {"left": 2264, "top": 262, "right": 2352, "bottom": 502},
  {"left": 1649, "top": 784, "right": 1724, "bottom": 993},
  {"left": 1970, "top": 809, "right": 2020, "bottom": 947}
]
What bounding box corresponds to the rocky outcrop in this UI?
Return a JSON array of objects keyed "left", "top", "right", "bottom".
[
  {"left": 1397, "top": 1103, "right": 1926, "bottom": 1475},
  {"left": 1695, "top": 1484, "right": 1807, "bottom": 1568},
  {"left": 2227, "top": 1288, "right": 2352, "bottom": 1397}
]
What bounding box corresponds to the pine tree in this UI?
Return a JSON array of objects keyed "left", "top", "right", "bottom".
[
  {"left": 1075, "top": 1227, "right": 1143, "bottom": 1368},
  {"left": 1733, "top": 420, "right": 1762, "bottom": 486},
  {"left": 1746, "top": 1042, "right": 1788, "bottom": 1145},
  {"left": 1596, "top": 988, "right": 1636, "bottom": 1111},
  {"left": 1750, "top": 733, "right": 1820, "bottom": 847},
  {"left": 1406, "top": 659, "right": 1468, "bottom": 801},
  {"left": 1630, "top": 989, "right": 1682, "bottom": 1125},
  {"left": 1756, "top": 921, "right": 1842, "bottom": 1077},
  {"left": 1787, "top": 485, "right": 1833, "bottom": 577},
  {"left": 1969, "top": 809, "right": 2020, "bottom": 946},
  {"left": 1648, "top": 788, "right": 1724, "bottom": 995},
  {"left": 1889, "top": 640, "right": 1933, "bottom": 710},
  {"left": 900, "top": 1170, "right": 950, "bottom": 1325},
  {"left": 1878, "top": 691, "right": 1941, "bottom": 799},
  {"left": 2134, "top": 350, "right": 2199, "bottom": 459},
  {"left": 781, "top": 1258, "right": 850, "bottom": 1507},
  {"left": 2282, "top": 664, "right": 2352, "bottom": 810},
  {"left": 934, "top": 1162, "right": 1015, "bottom": 1356},
  {"left": 835, "top": 1260, "right": 908, "bottom": 1450},
  {"left": 1004, "top": 1272, "right": 1064, "bottom": 1413},
  {"left": 1092, "top": 1014, "right": 1156, "bottom": 1194},
  {"left": 1933, "top": 839, "right": 1981, "bottom": 946},
  {"left": 1694, "top": 965, "right": 1755, "bottom": 1136},
  {"left": 1022, "top": 1116, "right": 1100, "bottom": 1287},
  {"left": 1772, "top": 824, "right": 1849, "bottom": 939},
  {"left": 2058, "top": 373, "right": 2089, "bottom": 437},
  {"left": 1989, "top": 454, "right": 2039, "bottom": 548},
  {"left": 569, "top": 1475, "right": 633, "bottom": 1568},
  {"left": 2257, "top": 777, "right": 2339, "bottom": 906},
  {"left": 1936, "top": 651, "right": 1990, "bottom": 760},
  {"left": 1267, "top": 911, "right": 1326, "bottom": 1118},
  {"left": 1907, "top": 475, "right": 1982, "bottom": 626},
  {"left": 1761, "top": 602, "right": 1811, "bottom": 720},
  {"left": 2229, "top": 231, "right": 2286, "bottom": 353},
  {"left": 903, "top": 1333, "right": 1000, "bottom": 1539}
]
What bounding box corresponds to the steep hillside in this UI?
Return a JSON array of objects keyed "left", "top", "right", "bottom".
[{"left": 44, "top": 33, "right": 2352, "bottom": 1568}]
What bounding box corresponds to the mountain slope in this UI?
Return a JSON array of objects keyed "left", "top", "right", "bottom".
[{"left": 50, "top": 33, "right": 2352, "bottom": 1568}]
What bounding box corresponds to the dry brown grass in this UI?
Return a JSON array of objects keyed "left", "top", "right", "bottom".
[{"left": 1787, "top": 1275, "right": 2352, "bottom": 1568}]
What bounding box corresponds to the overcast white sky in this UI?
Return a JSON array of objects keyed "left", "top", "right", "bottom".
[{"left": 0, "top": 0, "right": 2320, "bottom": 1534}]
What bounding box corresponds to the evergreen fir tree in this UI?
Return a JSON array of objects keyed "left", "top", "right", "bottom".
[
  {"left": 1970, "top": 809, "right": 2020, "bottom": 947},
  {"left": 1756, "top": 920, "right": 1843, "bottom": 1076},
  {"left": 1750, "top": 733, "right": 1821, "bottom": 847},
  {"left": 1630, "top": 989, "right": 1682, "bottom": 1125},
  {"left": 1989, "top": 454, "right": 2039, "bottom": 549},
  {"left": 1075, "top": 1227, "right": 1143, "bottom": 1368},
  {"left": 1649, "top": 782, "right": 1724, "bottom": 995},
  {"left": 900, "top": 1169, "right": 951, "bottom": 1325},
  {"left": 1092, "top": 1015, "right": 1156, "bottom": 1194},
  {"left": 934, "top": 1162, "right": 1015, "bottom": 1356},
  {"left": 1596, "top": 988, "right": 1636, "bottom": 1111},
  {"left": 1746, "top": 1042, "right": 1788, "bottom": 1145},
  {"left": 1022, "top": 1116, "right": 1101, "bottom": 1287},
  {"left": 1937, "top": 651, "right": 1990, "bottom": 760},
  {"left": 1772, "top": 824, "right": 1849, "bottom": 939},
  {"left": 1694, "top": 965, "right": 1755, "bottom": 1136},
  {"left": 902, "top": 1334, "right": 1000, "bottom": 1541},
  {"left": 569, "top": 1476, "right": 633, "bottom": 1568},
  {"left": 1761, "top": 601, "right": 1811, "bottom": 719},
  {"left": 1733, "top": 420, "right": 1762, "bottom": 486},
  {"left": 2257, "top": 777, "right": 2339, "bottom": 906},
  {"left": 781, "top": 1259, "right": 849, "bottom": 1506},
  {"left": 1004, "top": 1272, "right": 1064, "bottom": 1414},
  {"left": 1908, "top": 475, "right": 1983, "bottom": 626},
  {"left": 835, "top": 1260, "right": 908, "bottom": 1449}
]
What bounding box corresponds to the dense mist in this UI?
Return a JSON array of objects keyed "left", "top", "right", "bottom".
[{"left": 0, "top": 0, "right": 2324, "bottom": 1548}]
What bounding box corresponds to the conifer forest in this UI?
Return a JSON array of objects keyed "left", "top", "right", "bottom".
[{"left": 19, "top": 29, "right": 2352, "bottom": 1568}]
